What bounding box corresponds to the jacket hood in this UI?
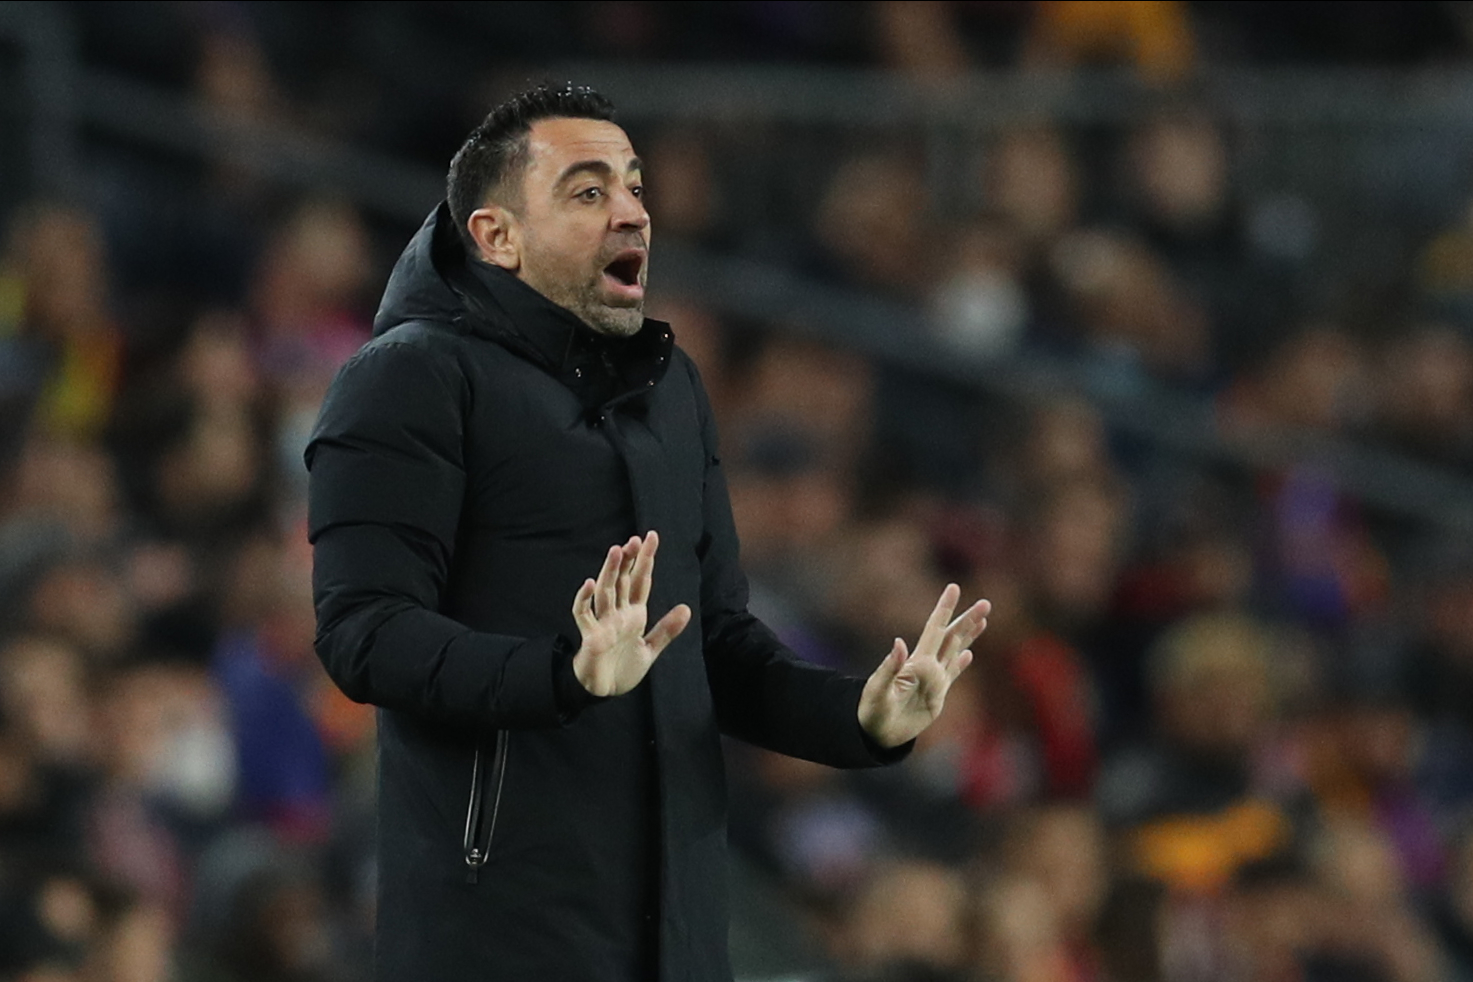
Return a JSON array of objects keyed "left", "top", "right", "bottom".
[{"left": 372, "top": 202, "right": 482, "bottom": 338}]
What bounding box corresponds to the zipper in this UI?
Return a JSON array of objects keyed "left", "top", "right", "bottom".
[{"left": 462, "top": 731, "right": 509, "bottom": 884}]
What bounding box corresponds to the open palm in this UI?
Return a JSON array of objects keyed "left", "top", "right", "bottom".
[
  {"left": 858, "top": 583, "right": 990, "bottom": 748},
  {"left": 571, "top": 532, "right": 691, "bottom": 697}
]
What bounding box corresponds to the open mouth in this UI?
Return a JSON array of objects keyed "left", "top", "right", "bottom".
[{"left": 602, "top": 250, "right": 646, "bottom": 296}]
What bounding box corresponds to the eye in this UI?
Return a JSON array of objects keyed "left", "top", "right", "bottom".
[
  {"left": 630, "top": 184, "right": 644, "bottom": 199},
  {"left": 577, "top": 186, "right": 603, "bottom": 202}
]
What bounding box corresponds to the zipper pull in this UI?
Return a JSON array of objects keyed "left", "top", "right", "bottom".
[{"left": 465, "top": 848, "right": 483, "bottom": 885}]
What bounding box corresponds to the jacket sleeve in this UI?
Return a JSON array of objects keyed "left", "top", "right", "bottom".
[
  {"left": 687, "top": 358, "right": 910, "bottom": 768},
  {"left": 306, "top": 337, "right": 594, "bottom": 731}
]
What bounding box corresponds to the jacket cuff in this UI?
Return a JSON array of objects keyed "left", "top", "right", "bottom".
[
  {"left": 859, "top": 723, "right": 915, "bottom": 765},
  {"left": 842, "top": 675, "right": 915, "bottom": 766},
  {"left": 552, "top": 634, "right": 607, "bottom": 724}
]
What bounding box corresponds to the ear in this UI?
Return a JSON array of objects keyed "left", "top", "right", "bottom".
[{"left": 466, "top": 205, "right": 520, "bottom": 271}]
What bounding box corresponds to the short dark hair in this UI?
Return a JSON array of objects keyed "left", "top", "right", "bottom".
[{"left": 446, "top": 83, "right": 617, "bottom": 246}]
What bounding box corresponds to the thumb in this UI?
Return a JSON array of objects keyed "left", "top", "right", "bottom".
[
  {"left": 643, "top": 604, "right": 692, "bottom": 656},
  {"left": 870, "top": 638, "right": 907, "bottom": 685}
]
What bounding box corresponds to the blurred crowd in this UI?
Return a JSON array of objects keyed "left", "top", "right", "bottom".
[{"left": 8, "top": 3, "right": 1473, "bottom": 982}]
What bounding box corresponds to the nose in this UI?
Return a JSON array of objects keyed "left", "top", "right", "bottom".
[{"left": 611, "top": 186, "right": 649, "bottom": 232}]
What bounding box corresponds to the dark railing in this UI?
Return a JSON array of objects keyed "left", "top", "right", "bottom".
[
  {"left": 0, "top": 2, "right": 80, "bottom": 200},
  {"left": 555, "top": 61, "right": 1473, "bottom": 127}
]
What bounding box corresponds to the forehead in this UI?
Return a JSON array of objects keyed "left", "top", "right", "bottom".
[{"left": 524, "top": 117, "right": 638, "bottom": 177}]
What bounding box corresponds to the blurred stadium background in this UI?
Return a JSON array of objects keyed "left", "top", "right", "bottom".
[{"left": 7, "top": 2, "right": 1473, "bottom": 980}]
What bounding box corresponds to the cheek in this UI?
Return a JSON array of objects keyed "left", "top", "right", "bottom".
[{"left": 525, "top": 224, "right": 601, "bottom": 273}]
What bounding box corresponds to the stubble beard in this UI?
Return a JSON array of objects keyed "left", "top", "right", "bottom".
[
  {"left": 558, "top": 276, "right": 645, "bottom": 339},
  {"left": 521, "top": 239, "right": 648, "bottom": 339}
]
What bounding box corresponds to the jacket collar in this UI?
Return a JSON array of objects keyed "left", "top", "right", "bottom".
[{"left": 433, "top": 206, "right": 674, "bottom": 412}]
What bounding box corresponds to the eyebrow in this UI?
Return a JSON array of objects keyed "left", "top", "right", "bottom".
[{"left": 554, "top": 156, "right": 644, "bottom": 188}]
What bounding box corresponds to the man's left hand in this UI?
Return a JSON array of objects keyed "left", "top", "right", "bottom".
[{"left": 857, "top": 584, "right": 990, "bottom": 749}]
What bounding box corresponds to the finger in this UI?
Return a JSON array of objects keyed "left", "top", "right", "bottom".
[
  {"left": 616, "top": 536, "right": 641, "bottom": 605},
  {"left": 916, "top": 583, "right": 961, "bottom": 657},
  {"left": 643, "top": 602, "right": 691, "bottom": 656},
  {"left": 629, "top": 529, "right": 660, "bottom": 606},
  {"left": 571, "top": 578, "right": 597, "bottom": 632},
  {"left": 945, "top": 598, "right": 991, "bottom": 632},
  {"left": 940, "top": 600, "right": 991, "bottom": 660},
  {"left": 593, "top": 544, "right": 621, "bottom": 618},
  {"left": 945, "top": 648, "right": 974, "bottom": 682}
]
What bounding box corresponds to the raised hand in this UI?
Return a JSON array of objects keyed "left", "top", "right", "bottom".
[
  {"left": 570, "top": 531, "right": 692, "bottom": 697},
  {"left": 857, "top": 583, "right": 990, "bottom": 749}
]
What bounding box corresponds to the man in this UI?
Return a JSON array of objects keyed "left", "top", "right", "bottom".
[{"left": 306, "top": 83, "right": 988, "bottom": 982}]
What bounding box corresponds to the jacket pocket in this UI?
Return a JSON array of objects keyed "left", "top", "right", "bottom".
[{"left": 461, "top": 730, "right": 509, "bottom": 884}]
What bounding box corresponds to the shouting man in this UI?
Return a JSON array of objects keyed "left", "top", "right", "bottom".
[{"left": 306, "top": 83, "right": 989, "bottom": 982}]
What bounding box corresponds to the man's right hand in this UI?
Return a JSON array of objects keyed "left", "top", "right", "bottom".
[{"left": 570, "top": 531, "right": 691, "bottom": 697}]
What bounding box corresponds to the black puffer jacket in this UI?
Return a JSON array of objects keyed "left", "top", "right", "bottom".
[{"left": 306, "top": 204, "right": 904, "bottom": 982}]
